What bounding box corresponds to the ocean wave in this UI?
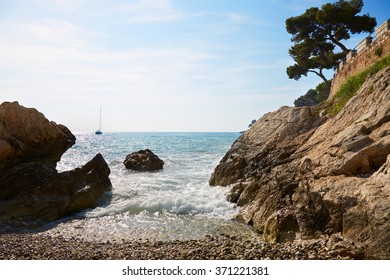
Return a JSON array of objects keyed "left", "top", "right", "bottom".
[{"left": 54, "top": 132, "right": 241, "bottom": 239}]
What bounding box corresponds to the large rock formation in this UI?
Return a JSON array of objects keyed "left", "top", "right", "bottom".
[
  {"left": 0, "top": 102, "right": 75, "bottom": 169},
  {"left": 0, "top": 102, "right": 112, "bottom": 227},
  {"left": 210, "top": 66, "right": 390, "bottom": 259}
]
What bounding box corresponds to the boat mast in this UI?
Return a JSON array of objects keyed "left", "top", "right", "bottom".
[
  {"left": 95, "top": 106, "right": 102, "bottom": 134},
  {"left": 99, "top": 106, "right": 102, "bottom": 131}
]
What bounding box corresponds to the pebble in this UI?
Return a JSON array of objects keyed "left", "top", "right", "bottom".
[{"left": 0, "top": 232, "right": 362, "bottom": 260}]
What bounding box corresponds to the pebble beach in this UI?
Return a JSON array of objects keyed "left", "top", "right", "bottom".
[{"left": 0, "top": 232, "right": 363, "bottom": 260}]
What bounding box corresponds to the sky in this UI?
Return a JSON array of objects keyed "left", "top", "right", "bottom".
[{"left": 0, "top": 0, "right": 389, "bottom": 132}]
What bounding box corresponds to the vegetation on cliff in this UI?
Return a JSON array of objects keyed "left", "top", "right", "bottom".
[
  {"left": 294, "top": 82, "right": 331, "bottom": 107},
  {"left": 327, "top": 55, "right": 390, "bottom": 115}
]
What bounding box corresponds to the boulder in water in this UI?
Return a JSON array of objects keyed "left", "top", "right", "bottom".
[{"left": 123, "top": 149, "right": 164, "bottom": 171}]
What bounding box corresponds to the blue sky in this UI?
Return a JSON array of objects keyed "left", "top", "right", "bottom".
[{"left": 1, "top": 0, "right": 389, "bottom": 132}]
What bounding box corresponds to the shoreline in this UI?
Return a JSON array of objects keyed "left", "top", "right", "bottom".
[{"left": 0, "top": 231, "right": 363, "bottom": 260}]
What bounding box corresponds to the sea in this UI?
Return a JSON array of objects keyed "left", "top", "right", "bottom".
[{"left": 46, "top": 132, "right": 259, "bottom": 242}]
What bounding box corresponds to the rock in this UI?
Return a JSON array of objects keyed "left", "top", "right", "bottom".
[
  {"left": 0, "top": 102, "right": 112, "bottom": 227},
  {"left": 0, "top": 101, "right": 75, "bottom": 169},
  {"left": 123, "top": 149, "right": 164, "bottom": 171},
  {"left": 0, "top": 153, "right": 111, "bottom": 226},
  {"left": 210, "top": 66, "right": 390, "bottom": 259},
  {"left": 341, "top": 135, "right": 372, "bottom": 152}
]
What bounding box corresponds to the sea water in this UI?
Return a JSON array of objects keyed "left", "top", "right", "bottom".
[{"left": 48, "top": 132, "right": 258, "bottom": 242}]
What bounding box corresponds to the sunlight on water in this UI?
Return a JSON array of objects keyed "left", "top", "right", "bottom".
[{"left": 50, "top": 132, "right": 258, "bottom": 241}]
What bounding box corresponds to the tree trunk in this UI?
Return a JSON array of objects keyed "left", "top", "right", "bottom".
[
  {"left": 328, "top": 34, "right": 350, "bottom": 53},
  {"left": 309, "top": 69, "right": 328, "bottom": 84}
]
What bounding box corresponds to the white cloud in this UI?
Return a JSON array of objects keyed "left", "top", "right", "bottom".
[
  {"left": 290, "top": 0, "right": 326, "bottom": 11},
  {"left": 0, "top": 0, "right": 301, "bottom": 132},
  {"left": 0, "top": 17, "right": 222, "bottom": 108},
  {"left": 50, "top": 0, "right": 86, "bottom": 11},
  {"left": 118, "top": 0, "right": 183, "bottom": 23},
  {"left": 17, "top": 19, "right": 91, "bottom": 47},
  {"left": 51, "top": 0, "right": 72, "bottom": 8},
  {"left": 226, "top": 12, "right": 273, "bottom": 26}
]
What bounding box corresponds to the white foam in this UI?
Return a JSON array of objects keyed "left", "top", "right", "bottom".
[{"left": 55, "top": 132, "right": 241, "bottom": 240}]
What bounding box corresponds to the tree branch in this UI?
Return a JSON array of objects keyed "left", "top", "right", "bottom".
[
  {"left": 308, "top": 70, "right": 329, "bottom": 84},
  {"left": 328, "top": 34, "right": 350, "bottom": 53}
]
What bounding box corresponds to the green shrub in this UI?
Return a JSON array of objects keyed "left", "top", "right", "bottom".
[
  {"left": 294, "top": 81, "right": 331, "bottom": 107},
  {"left": 327, "top": 55, "right": 390, "bottom": 115},
  {"left": 374, "top": 47, "right": 383, "bottom": 57}
]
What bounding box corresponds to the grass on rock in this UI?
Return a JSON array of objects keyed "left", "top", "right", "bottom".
[{"left": 327, "top": 55, "right": 390, "bottom": 116}]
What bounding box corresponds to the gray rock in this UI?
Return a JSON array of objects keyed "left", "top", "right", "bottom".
[{"left": 341, "top": 135, "right": 371, "bottom": 152}]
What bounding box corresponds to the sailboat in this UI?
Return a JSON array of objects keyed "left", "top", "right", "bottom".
[{"left": 95, "top": 107, "right": 103, "bottom": 135}]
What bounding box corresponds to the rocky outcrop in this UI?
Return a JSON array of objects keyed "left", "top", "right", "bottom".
[
  {"left": 0, "top": 102, "right": 75, "bottom": 169},
  {"left": 0, "top": 102, "right": 112, "bottom": 227},
  {"left": 124, "top": 149, "right": 164, "bottom": 171},
  {"left": 210, "top": 66, "right": 390, "bottom": 259}
]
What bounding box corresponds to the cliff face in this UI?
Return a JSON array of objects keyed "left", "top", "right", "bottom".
[
  {"left": 0, "top": 102, "right": 112, "bottom": 227},
  {"left": 210, "top": 66, "right": 390, "bottom": 259}
]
